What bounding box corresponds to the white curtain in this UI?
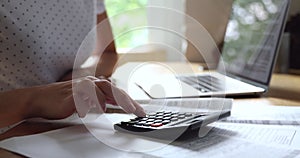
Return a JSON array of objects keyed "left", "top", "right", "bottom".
[
  {"left": 185, "top": 0, "right": 233, "bottom": 65},
  {"left": 147, "top": 0, "right": 187, "bottom": 61}
]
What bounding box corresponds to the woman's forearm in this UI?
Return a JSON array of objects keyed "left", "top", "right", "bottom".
[
  {"left": 59, "top": 11, "right": 118, "bottom": 82},
  {"left": 0, "top": 88, "right": 32, "bottom": 128},
  {"left": 59, "top": 52, "right": 118, "bottom": 82},
  {"left": 95, "top": 52, "right": 118, "bottom": 77},
  {"left": 0, "top": 77, "right": 146, "bottom": 129}
]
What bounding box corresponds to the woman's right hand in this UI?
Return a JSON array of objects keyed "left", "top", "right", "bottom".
[{"left": 28, "top": 76, "right": 146, "bottom": 120}]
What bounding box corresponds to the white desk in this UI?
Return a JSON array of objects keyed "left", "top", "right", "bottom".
[{"left": 1, "top": 62, "right": 300, "bottom": 158}]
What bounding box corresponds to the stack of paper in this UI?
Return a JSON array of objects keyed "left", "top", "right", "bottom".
[{"left": 1, "top": 99, "right": 300, "bottom": 158}]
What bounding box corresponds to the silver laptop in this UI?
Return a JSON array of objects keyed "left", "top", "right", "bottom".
[{"left": 136, "top": 0, "right": 290, "bottom": 99}]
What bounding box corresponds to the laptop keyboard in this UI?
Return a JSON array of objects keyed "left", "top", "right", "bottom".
[{"left": 177, "top": 75, "right": 223, "bottom": 93}]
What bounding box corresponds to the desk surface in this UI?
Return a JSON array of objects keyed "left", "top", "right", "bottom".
[{"left": 1, "top": 62, "right": 300, "bottom": 157}]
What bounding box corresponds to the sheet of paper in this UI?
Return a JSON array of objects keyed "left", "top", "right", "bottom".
[
  {"left": 0, "top": 114, "right": 168, "bottom": 158},
  {"left": 212, "top": 122, "right": 300, "bottom": 149},
  {"left": 139, "top": 98, "right": 233, "bottom": 113},
  {"left": 147, "top": 123, "right": 300, "bottom": 158},
  {"left": 223, "top": 104, "right": 300, "bottom": 125},
  {"left": 147, "top": 132, "right": 300, "bottom": 158},
  {"left": 106, "top": 98, "right": 233, "bottom": 113},
  {"left": 1, "top": 114, "right": 300, "bottom": 158}
]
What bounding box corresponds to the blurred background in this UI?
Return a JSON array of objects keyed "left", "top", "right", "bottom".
[{"left": 104, "top": 0, "right": 300, "bottom": 74}]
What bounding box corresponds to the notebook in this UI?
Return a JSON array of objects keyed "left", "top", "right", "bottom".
[{"left": 136, "top": 0, "right": 291, "bottom": 98}]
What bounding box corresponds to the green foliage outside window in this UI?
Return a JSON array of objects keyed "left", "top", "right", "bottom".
[
  {"left": 222, "top": 0, "right": 282, "bottom": 63},
  {"left": 105, "top": 0, "right": 148, "bottom": 50}
]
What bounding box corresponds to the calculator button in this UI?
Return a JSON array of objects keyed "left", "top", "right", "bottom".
[
  {"left": 145, "top": 122, "right": 154, "bottom": 126},
  {"left": 151, "top": 123, "right": 163, "bottom": 127},
  {"left": 163, "top": 113, "right": 172, "bottom": 117},
  {"left": 146, "top": 118, "right": 155, "bottom": 122},
  {"left": 147, "top": 112, "right": 156, "bottom": 116},
  {"left": 178, "top": 115, "right": 186, "bottom": 119},
  {"left": 154, "top": 120, "right": 163, "bottom": 123},
  {"left": 137, "top": 121, "right": 147, "bottom": 126},
  {"left": 171, "top": 118, "right": 178, "bottom": 121},
  {"left": 184, "top": 113, "right": 193, "bottom": 117},
  {"left": 140, "top": 118, "right": 148, "bottom": 121},
  {"left": 162, "top": 120, "right": 171, "bottom": 124},
  {"left": 156, "top": 113, "right": 164, "bottom": 117},
  {"left": 171, "top": 114, "right": 179, "bottom": 118},
  {"left": 148, "top": 115, "right": 156, "bottom": 119},
  {"left": 163, "top": 117, "right": 171, "bottom": 120},
  {"left": 156, "top": 116, "right": 164, "bottom": 120}
]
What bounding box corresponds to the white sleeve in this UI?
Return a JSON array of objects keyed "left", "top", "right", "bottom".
[{"left": 96, "top": 0, "right": 106, "bottom": 14}]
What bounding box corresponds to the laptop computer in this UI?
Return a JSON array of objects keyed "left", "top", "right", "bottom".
[{"left": 135, "top": 0, "right": 290, "bottom": 99}]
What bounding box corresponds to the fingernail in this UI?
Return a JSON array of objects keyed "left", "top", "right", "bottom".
[
  {"left": 78, "top": 112, "right": 85, "bottom": 118},
  {"left": 129, "top": 104, "right": 137, "bottom": 113}
]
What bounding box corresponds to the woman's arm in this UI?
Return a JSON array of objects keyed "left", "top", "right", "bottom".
[
  {"left": 0, "top": 89, "right": 32, "bottom": 128},
  {"left": 94, "top": 11, "right": 118, "bottom": 78},
  {"left": 0, "top": 82, "right": 77, "bottom": 128},
  {"left": 0, "top": 76, "right": 146, "bottom": 128},
  {"left": 60, "top": 11, "right": 118, "bottom": 81}
]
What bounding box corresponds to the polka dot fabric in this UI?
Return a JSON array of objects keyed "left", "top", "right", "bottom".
[{"left": 0, "top": 0, "right": 105, "bottom": 92}]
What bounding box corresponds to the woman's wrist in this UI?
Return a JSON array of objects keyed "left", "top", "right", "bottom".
[
  {"left": 59, "top": 68, "right": 95, "bottom": 82},
  {"left": 0, "top": 88, "right": 33, "bottom": 127},
  {"left": 16, "top": 88, "right": 35, "bottom": 120}
]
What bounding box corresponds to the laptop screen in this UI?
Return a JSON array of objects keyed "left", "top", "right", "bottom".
[{"left": 219, "top": 0, "right": 289, "bottom": 86}]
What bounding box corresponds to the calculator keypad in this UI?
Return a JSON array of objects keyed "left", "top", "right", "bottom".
[{"left": 121, "top": 111, "right": 205, "bottom": 128}]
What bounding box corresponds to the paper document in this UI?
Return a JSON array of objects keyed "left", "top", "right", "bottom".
[
  {"left": 106, "top": 98, "right": 233, "bottom": 113},
  {"left": 223, "top": 104, "right": 300, "bottom": 125},
  {"left": 147, "top": 122, "right": 300, "bottom": 158},
  {"left": 1, "top": 114, "right": 300, "bottom": 158},
  {"left": 212, "top": 122, "right": 300, "bottom": 148},
  {"left": 0, "top": 114, "right": 168, "bottom": 158},
  {"left": 139, "top": 98, "right": 233, "bottom": 113}
]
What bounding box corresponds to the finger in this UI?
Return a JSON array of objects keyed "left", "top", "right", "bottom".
[
  {"left": 129, "top": 98, "right": 146, "bottom": 117},
  {"left": 94, "top": 80, "right": 137, "bottom": 113},
  {"left": 109, "top": 87, "right": 137, "bottom": 113},
  {"left": 96, "top": 75, "right": 111, "bottom": 82},
  {"left": 64, "top": 94, "right": 77, "bottom": 114},
  {"left": 94, "top": 79, "right": 146, "bottom": 116},
  {"left": 106, "top": 98, "right": 117, "bottom": 105},
  {"left": 86, "top": 76, "right": 114, "bottom": 104},
  {"left": 73, "top": 78, "right": 103, "bottom": 118},
  {"left": 81, "top": 76, "right": 107, "bottom": 112},
  {"left": 74, "top": 93, "right": 89, "bottom": 118},
  {"left": 94, "top": 85, "right": 107, "bottom": 112}
]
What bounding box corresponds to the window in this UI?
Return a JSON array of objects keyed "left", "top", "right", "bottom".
[
  {"left": 105, "top": 0, "right": 148, "bottom": 52},
  {"left": 105, "top": 0, "right": 186, "bottom": 62}
]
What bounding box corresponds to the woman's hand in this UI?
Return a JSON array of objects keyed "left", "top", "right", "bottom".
[
  {"left": 0, "top": 76, "right": 146, "bottom": 128},
  {"left": 27, "top": 76, "right": 146, "bottom": 120}
]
